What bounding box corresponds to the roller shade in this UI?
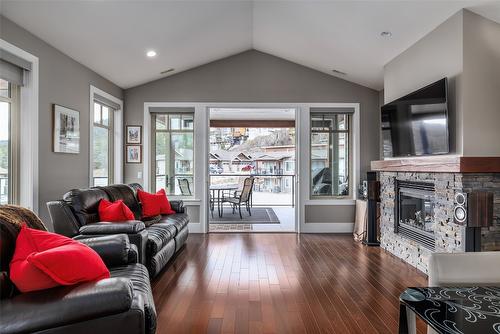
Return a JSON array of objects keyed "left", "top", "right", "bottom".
[
  {"left": 310, "top": 107, "right": 354, "bottom": 114},
  {"left": 94, "top": 94, "right": 121, "bottom": 111},
  {"left": 0, "top": 49, "right": 32, "bottom": 86}
]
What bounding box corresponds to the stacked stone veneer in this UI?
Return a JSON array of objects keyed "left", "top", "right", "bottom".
[{"left": 380, "top": 172, "right": 500, "bottom": 274}]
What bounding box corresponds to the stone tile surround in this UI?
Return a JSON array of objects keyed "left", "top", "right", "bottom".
[{"left": 380, "top": 172, "right": 500, "bottom": 274}]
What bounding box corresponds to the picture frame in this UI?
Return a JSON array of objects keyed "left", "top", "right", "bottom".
[
  {"left": 126, "top": 145, "right": 142, "bottom": 163},
  {"left": 53, "top": 104, "right": 80, "bottom": 154},
  {"left": 126, "top": 125, "right": 142, "bottom": 144}
]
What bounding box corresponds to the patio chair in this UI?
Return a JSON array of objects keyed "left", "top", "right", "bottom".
[
  {"left": 221, "top": 177, "right": 255, "bottom": 219},
  {"left": 234, "top": 176, "right": 254, "bottom": 208},
  {"left": 178, "top": 178, "right": 192, "bottom": 196}
]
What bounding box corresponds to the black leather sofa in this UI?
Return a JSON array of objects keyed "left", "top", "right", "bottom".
[
  {"left": 0, "top": 224, "right": 157, "bottom": 334},
  {"left": 47, "top": 183, "right": 189, "bottom": 278}
]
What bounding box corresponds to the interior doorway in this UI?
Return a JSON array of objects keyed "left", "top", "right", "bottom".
[{"left": 207, "top": 107, "right": 297, "bottom": 232}]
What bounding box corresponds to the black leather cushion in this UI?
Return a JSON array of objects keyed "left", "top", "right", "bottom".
[
  {"left": 101, "top": 185, "right": 142, "bottom": 220},
  {"left": 158, "top": 213, "right": 189, "bottom": 233},
  {"left": 63, "top": 188, "right": 109, "bottom": 226},
  {"left": 75, "top": 235, "right": 132, "bottom": 268},
  {"left": 110, "top": 264, "right": 156, "bottom": 334},
  {"left": 79, "top": 221, "right": 146, "bottom": 235},
  {"left": 142, "top": 215, "right": 161, "bottom": 227},
  {"left": 0, "top": 278, "right": 133, "bottom": 334},
  {"left": 146, "top": 225, "right": 175, "bottom": 256}
]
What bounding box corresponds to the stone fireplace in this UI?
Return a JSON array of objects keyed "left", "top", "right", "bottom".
[{"left": 371, "top": 157, "right": 500, "bottom": 274}]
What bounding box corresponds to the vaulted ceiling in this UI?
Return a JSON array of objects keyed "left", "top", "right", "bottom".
[{"left": 2, "top": 1, "right": 499, "bottom": 90}]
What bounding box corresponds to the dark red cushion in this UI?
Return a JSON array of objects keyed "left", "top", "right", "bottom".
[
  {"left": 98, "top": 199, "right": 135, "bottom": 222},
  {"left": 9, "top": 225, "right": 110, "bottom": 293},
  {"left": 137, "top": 189, "right": 175, "bottom": 218}
]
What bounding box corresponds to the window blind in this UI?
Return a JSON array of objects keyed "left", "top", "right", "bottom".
[{"left": 0, "top": 49, "right": 32, "bottom": 86}]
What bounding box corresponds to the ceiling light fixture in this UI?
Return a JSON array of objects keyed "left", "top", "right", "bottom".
[
  {"left": 380, "top": 31, "right": 392, "bottom": 37},
  {"left": 146, "top": 50, "right": 157, "bottom": 57},
  {"left": 332, "top": 69, "right": 347, "bottom": 75}
]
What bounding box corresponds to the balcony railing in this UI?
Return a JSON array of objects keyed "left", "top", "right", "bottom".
[{"left": 209, "top": 173, "right": 295, "bottom": 207}]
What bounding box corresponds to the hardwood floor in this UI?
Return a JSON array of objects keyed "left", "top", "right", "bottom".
[{"left": 152, "top": 233, "right": 428, "bottom": 334}]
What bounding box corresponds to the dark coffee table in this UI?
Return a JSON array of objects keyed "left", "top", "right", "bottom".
[{"left": 399, "top": 286, "right": 500, "bottom": 334}]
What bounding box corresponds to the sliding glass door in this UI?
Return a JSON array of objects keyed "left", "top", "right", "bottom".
[{"left": 152, "top": 112, "right": 194, "bottom": 195}]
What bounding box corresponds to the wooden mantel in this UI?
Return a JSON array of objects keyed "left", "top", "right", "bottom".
[{"left": 371, "top": 156, "right": 500, "bottom": 173}]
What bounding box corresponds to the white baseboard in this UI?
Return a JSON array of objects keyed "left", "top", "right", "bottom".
[
  {"left": 188, "top": 222, "right": 204, "bottom": 233},
  {"left": 300, "top": 222, "right": 354, "bottom": 233}
]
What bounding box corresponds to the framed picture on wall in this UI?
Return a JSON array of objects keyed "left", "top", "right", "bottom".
[
  {"left": 53, "top": 104, "right": 80, "bottom": 154},
  {"left": 126, "top": 125, "right": 142, "bottom": 144},
  {"left": 126, "top": 145, "right": 142, "bottom": 163}
]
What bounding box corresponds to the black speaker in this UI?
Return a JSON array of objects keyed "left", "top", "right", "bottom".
[{"left": 363, "top": 171, "right": 380, "bottom": 247}]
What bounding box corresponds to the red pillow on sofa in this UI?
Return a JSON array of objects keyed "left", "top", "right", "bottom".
[
  {"left": 10, "top": 225, "right": 110, "bottom": 293},
  {"left": 137, "top": 188, "right": 175, "bottom": 218},
  {"left": 98, "top": 199, "right": 135, "bottom": 222}
]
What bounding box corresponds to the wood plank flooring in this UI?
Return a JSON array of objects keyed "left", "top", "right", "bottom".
[{"left": 152, "top": 233, "right": 428, "bottom": 334}]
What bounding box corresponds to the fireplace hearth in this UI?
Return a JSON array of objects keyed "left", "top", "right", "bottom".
[{"left": 395, "top": 181, "right": 435, "bottom": 251}]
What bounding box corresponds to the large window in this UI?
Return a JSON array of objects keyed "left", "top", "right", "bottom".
[
  {"left": 0, "top": 78, "right": 19, "bottom": 204},
  {"left": 310, "top": 112, "right": 351, "bottom": 198},
  {"left": 92, "top": 101, "right": 114, "bottom": 186},
  {"left": 152, "top": 113, "right": 194, "bottom": 195}
]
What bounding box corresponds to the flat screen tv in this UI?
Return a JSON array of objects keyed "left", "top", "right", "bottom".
[{"left": 381, "top": 78, "right": 449, "bottom": 158}]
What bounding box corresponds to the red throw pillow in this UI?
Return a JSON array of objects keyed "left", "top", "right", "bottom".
[
  {"left": 10, "top": 225, "right": 110, "bottom": 293},
  {"left": 98, "top": 199, "right": 135, "bottom": 222},
  {"left": 137, "top": 188, "right": 175, "bottom": 218}
]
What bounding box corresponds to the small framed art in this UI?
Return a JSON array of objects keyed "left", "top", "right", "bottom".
[
  {"left": 126, "top": 125, "right": 142, "bottom": 144},
  {"left": 126, "top": 145, "right": 142, "bottom": 163}
]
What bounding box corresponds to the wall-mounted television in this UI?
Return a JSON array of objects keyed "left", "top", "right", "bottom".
[{"left": 381, "top": 78, "right": 449, "bottom": 158}]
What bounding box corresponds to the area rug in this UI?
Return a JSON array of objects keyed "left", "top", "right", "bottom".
[{"left": 210, "top": 207, "right": 280, "bottom": 224}]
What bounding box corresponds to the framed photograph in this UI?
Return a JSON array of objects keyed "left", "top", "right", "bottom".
[
  {"left": 53, "top": 104, "right": 80, "bottom": 154},
  {"left": 126, "top": 125, "right": 142, "bottom": 144},
  {"left": 126, "top": 145, "right": 142, "bottom": 163}
]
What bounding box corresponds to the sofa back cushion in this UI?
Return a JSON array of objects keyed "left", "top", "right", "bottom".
[
  {"left": 63, "top": 188, "right": 110, "bottom": 226},
  {"left": 101, "top": 184, "right": 142, "bottom": 220}
]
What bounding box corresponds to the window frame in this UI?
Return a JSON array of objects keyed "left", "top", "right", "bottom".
[
  {"left": 309, "top": 112, "right": 352, "bottom": 200},
  {"left": 92, "top": 101, "right": 114, "bottom": 187},
  {"left": 0, "top": 80, "right": 20, "bottom": 205},
  {"left": 151, "top": 112, "right": 195, "bottom": 197}
]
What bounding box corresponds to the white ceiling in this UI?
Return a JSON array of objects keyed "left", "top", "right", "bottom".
[{"left": 2, "top": 1, "right": 499, "bottom": 90}]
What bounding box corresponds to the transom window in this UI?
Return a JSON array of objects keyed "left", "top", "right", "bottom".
[
  {"left": 0, "top": 78, "right": 19, "bottom": 204},
  {"left": 92, "top": 101, "right": 114, "bottom": 186},
  {"left": 152, "top": 113, "right": 194, "bottom": 196},
  {"left": 310, "top": 112, "right": 351, "bottom": 198}
]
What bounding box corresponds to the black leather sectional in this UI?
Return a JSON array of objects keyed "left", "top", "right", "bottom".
[
  {"left": 1, "top": 229, "right": 156, "bottom": 334},
  {"left": 47, "top": 183, "right": 189, "bottom": 278}
]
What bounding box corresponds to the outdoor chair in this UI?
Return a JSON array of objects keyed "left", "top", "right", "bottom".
[
  {"left": 221, "top": 177, "right": 255, "bottom": 219},
  {"left": 178, "top": 178, "right": 192, "bottom": 196}
]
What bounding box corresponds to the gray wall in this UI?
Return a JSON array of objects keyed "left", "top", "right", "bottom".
[
  {"left": 125, "top": 49, "right": 380, "bottom": 180},
  {"left": 384, "top": 10, "right": 500, "bottom": 157},
  {"left": 124, "top": 50, "right": 380, "bottom": 225},
  {"left": 462, "top": 11, "right": 500, "bottom": 156},
  {"left": 384, "top": 11, "right": 463, "bottom": 155},
  {"left": 0, "top": 16, "right": 124, "bottom": 228}
]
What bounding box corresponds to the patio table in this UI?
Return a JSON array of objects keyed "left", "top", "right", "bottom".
[{"left": 210, "top": 184, "right": 238, "bottom": 217}]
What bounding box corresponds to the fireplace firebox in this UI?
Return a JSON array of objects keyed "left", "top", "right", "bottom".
[{"left": 395, "top": 181, "right": 435, "bottom": 250}]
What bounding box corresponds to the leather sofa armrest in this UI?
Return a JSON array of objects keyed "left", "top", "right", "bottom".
[
  {"left": 0, "top": 278, "right": 133, "bottom": 334},
  {"left": 128, "top": 244, "right": 139, "bottom": 263},
  {"left": 170, "top": 200, "right": 185, "bottom": 213},
  {"left": 74, "top": 234, "right": 134, "bottom": 267},
  {"left": 79, "top": 221, "right": 146, "bottom": 235}
]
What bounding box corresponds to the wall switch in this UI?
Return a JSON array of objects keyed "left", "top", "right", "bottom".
[{"left": 137, "top": 171, "right": 143, "bottom": 179}]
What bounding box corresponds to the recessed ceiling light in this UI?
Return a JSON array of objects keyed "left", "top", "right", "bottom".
[
  {"left": 146, "top": 50, "right": 157, "bottom": 57},
  {"left": 380, "top": 31, "right": 392, "bottom": 37},
  {"left": 160, "top": 68, "right": 175, "bottom": 75},
  {"left": 332, "top": 69, "right": 347, "bottom": 75}
]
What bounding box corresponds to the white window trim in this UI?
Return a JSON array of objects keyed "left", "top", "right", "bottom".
[
  {"left": 89, "top": 85, "right": 123, "bottom": 186},
  {"left": 0, "top": 39, "right": 39, "bottom": 212}
]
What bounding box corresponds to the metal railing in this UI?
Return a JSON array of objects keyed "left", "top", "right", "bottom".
[{"left": 209, "top": 173, "right": 295, "bottom": 207}]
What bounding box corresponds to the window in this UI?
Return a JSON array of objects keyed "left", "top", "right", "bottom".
[
  {"left": 152, "top": 113, "right": 194, "bottom": 195},
  {"left": 0, "top": 78, "right": 19, "bottom": 204},
  {"left": 92, "top": 101, "right": 114, "bottom": 186},
  {"left": 310, "top": 112, "right": 351, "bottom": 198}
]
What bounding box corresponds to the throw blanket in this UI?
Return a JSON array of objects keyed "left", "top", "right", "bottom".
[{"left": 0, "top": 205, "right": 47, "bottom": 298}]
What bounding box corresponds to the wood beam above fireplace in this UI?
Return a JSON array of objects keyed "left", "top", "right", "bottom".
[{"left": 371, "top": 156, "right": 500, "bottom": 173}]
